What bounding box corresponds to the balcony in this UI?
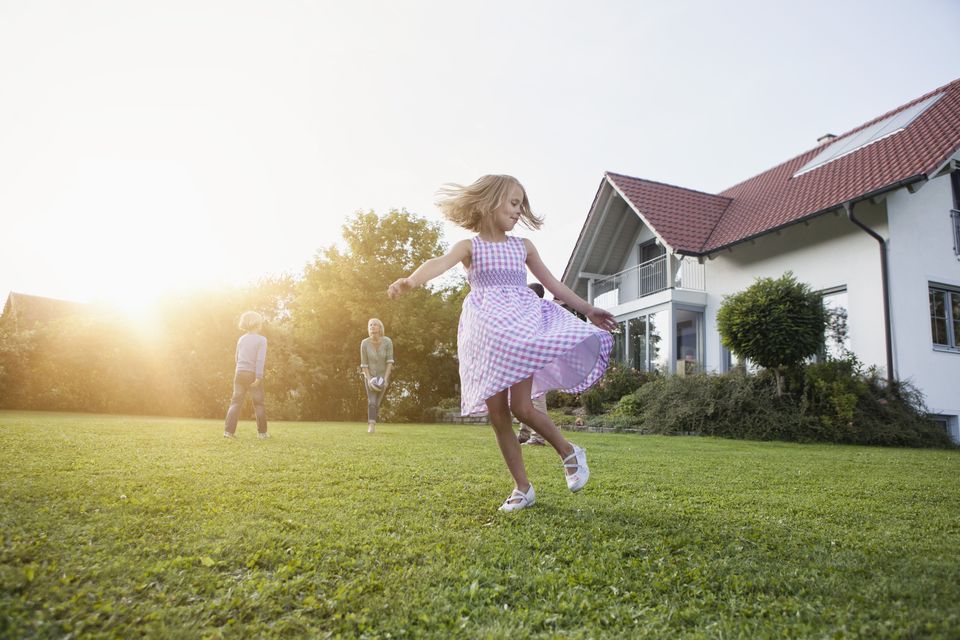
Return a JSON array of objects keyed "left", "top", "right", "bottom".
[{"left": 591, "top": 255, "right": 705, "bottom": 309}]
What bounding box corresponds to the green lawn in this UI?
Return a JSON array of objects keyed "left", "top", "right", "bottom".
[{"left": 1, "top": 411, "right": 958, "bottom": 639}]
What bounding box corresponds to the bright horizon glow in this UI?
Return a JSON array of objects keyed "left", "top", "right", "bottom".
[{"left": 2, "top": 1, "right": 959, "bottom": 308}]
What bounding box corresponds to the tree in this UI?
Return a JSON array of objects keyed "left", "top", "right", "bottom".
[
  {"left": 0, "top": 325, "right": 38, "bottom": 409},
  {"left": 716, "top": 272, "right": 826, "bottom": 394},
  {"left": 293, "top": 210, "right": 464, "bottom": 420},
  {"left": 0, "top": 212, "right": 463, "bottom": 423},
  {"left": 0, "top": 278, "right": 300, "bottom": 418}
]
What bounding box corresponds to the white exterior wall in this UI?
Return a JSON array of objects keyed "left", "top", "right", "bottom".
[
  {"left": 703, "top": 203, "right": 889, "bottom": 375},
  {"left": 594, "top": 179, "right": 959, "bottom": 429},
  {"left": 885, "top": 174, "right": 960, "bottom": 421}
]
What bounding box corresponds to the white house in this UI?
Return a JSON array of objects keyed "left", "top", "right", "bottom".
[{"left": 562, "top": 78, "right": 960, "bottom": 441}]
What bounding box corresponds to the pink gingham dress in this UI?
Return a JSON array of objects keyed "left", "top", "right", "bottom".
[{"left": 458, "top": 235, "right": 613, "bottom": 416}]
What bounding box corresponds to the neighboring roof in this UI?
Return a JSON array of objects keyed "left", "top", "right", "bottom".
[
  {"left": 1, "top": 292, "right": 90, "bottom": 327},
  {"left": 595, "top": 77, "right": 960, "bottom": 256}
]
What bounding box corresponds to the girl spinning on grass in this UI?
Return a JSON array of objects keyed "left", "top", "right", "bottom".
[{"left": 388, "top": 175, "right": 615, "bottom": 512}]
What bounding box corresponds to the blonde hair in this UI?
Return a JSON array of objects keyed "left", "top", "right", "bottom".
[
  {"left": 238, "top": 310, "right": 263, "bottom": 332},
  {"left": 367, "top": 317, "right": 385, "bottom": 333},
  {"left": 435, "top": 174, "right": 543, "bottom": 232}
]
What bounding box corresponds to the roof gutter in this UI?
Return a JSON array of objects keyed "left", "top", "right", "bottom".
[
  {"left": 844, "top": 173, "right": 932, "bottom": 386},
  {"left": 841, "top": 174, "right": 928, "bottom": 387},
  {"left": 703, "top": 174, "right": 928, "bottom": 259},
  {"left": 843, "top": 200, "right": 894, "bottom": 385},
  {"left": 695, "top": 172, "right": 930, "bottom": 385}
]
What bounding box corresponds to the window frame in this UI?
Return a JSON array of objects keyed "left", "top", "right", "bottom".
[
  {"left": 952, "top": 171, "right": 960, "bottom": 260},
  {"left": 929, "top": 282, "right": 960, "bottom": 352},
  {"left": 638, "top": 239, "right": 666, "bottom": 265},
  {"left": 930, "top": 414, "right": 960, "bottom": 444},
  {"left": 951, "top": 208, "right": 960, "bottom": 260},
  {"left": 817, "top": 286, "right": 851, "bottom": 361}
]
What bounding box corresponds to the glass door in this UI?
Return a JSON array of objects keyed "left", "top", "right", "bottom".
[{"left": 674, "top": 307, "right": 703, "bottom": 375}]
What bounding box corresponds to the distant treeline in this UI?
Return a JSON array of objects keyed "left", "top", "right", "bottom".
[{"left": 0, "top": 211, "right": 466, "bottom": 422}]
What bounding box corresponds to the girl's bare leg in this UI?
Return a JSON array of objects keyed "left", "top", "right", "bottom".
[
  {"left": 509, "top": 378, "right": 576, "bottom": 472},
  {"left": 485, "top": 390, "right": 530, "bottom": 492}
]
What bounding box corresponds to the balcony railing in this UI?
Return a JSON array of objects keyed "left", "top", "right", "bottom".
[
  {"left": 592, "top": 255, "right": 705, "bottom": 308},
  {"left": 952, "top": 209, "right": 959, "bottom": 258}
]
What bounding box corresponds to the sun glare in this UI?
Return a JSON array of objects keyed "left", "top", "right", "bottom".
[{"left": 80, "top": 244, "right": 230, "bottom": 317}]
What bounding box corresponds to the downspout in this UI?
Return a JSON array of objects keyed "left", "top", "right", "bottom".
[{"left": 843, "top": 200, "right": 894, "bottom": 385}]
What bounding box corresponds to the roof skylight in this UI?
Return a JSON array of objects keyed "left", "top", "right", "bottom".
[{"left": 793, "top": 92, "right": 944, "bottom": 177}]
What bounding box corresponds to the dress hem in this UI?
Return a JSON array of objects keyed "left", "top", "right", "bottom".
[{"left": 459, "top": 332, "right": 612, "bottom": 417}]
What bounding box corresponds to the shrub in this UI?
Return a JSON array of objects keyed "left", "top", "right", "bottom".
[
  {"left": 580, "top": 412, "right": 642, "bottom": 432},
  {"left": 616, "top": 374, "right": 717, "bottom": 435},
  {"left": 796, "top": 358, "right": 863, "bottom": 441},
  {"left": 717, "top": 272, "right": 826, "bottom": 393},
  {"left": 798, "top": 359, "right": 953, "bottom": 447},
  {"left": 422, "top": 396, "right": 461, "bottom": 423},
  {"left": 547, "top": 389, "right": 580, "bottom": 408},
  {"left": 582, "top": 388, "right": 604, "bottom": 415},
  {"left": 594, "top": 363, "right": 649, "bottom": 403},
  {"left": 547, "top": 408, "right": 577, "bottom": 427},
  {"left": 613, "top": 364, "right": 954, "bottom": 448},
  {"left": 619, "top": 372, "right": 817, "bottom": 442}
]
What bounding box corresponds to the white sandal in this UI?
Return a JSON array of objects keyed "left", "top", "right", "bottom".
[
  {"left": 562, "top": 444, "right": 589, "bottom": 492},
  {"left": 498, "top": 484, "right": 536, "bottom": 512}
]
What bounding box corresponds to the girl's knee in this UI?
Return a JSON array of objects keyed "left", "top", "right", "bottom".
[
  {"left": 510, "top": 400, "right": 534, "bottom": 424},
  {"left": 487, "top": 407, "right": 513, "bottom": 430}
]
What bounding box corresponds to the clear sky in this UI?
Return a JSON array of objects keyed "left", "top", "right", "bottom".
[{"left": 2, "top": 0, "right": 959, "bottom": 310}]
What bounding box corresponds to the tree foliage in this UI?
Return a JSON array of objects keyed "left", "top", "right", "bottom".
[
  {"left": 0, "top": 210, "right": 463, "bottom": 422},
  {"left": 293, "top": 210, "right": 464, "bottom": 421},
  {"left": 0, "top": 280, "right": 297, "bottom": 417},
  {"left": 716, "top": 272, "right": 825, "bottom": 392}
]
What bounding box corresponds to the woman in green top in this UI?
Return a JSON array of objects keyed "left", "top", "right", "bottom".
[{"left": 360, "top": 317, "right": 394, "bottom": 433}]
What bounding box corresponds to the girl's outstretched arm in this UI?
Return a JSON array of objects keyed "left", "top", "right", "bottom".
[
  {"left": 388, "top": 239, "right": 471, "bottom": 299},
  {"left": 523, "top": 238, "right": 618, "bottom": 331}
]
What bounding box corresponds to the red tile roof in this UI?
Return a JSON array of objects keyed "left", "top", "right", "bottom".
[
  {"left": 606, "top": 77, "right": 960, "bottom": 255},
  {"left": 606, "top": 171, "right": 731, "bottom": 254},
  {"left": 605, "top": 173, "right": 730, "bottom": 251}
]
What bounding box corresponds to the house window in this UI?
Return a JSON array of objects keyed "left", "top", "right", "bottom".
[
  {"left": 628, "top": 316, "right": 648, "bottom": 371},
  {"left": 720, "top": 344, "right": 732, "bottom": 373},
  {"left": 820, "top": 287, "right": 851, "bottom": 360},
  {"left": 649, "top": 310, "right": 669, "bottom": 373},
  {"left": 720, "top": 345, "right": 755, "bottom": 374},
  {"left": 930, "top": 414, "right": 959, "bottom": 444},
  {"left": 612, "top": 321, "right": 627, "bottom": 364},
  {"left": 929, "top": 284, "right": 960, "bottom": 350},
  {"left": 638, "top": 239, "right": 665, "bottom": 264},
  {"left": 674, "top": 307, "right": 703, "bottom": 375},
  {"left": 620, "top": 310, "right": 668, "bottom": 372},
  {"left": 720, "top": 344, "right": 740, "bottom": 373}
]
